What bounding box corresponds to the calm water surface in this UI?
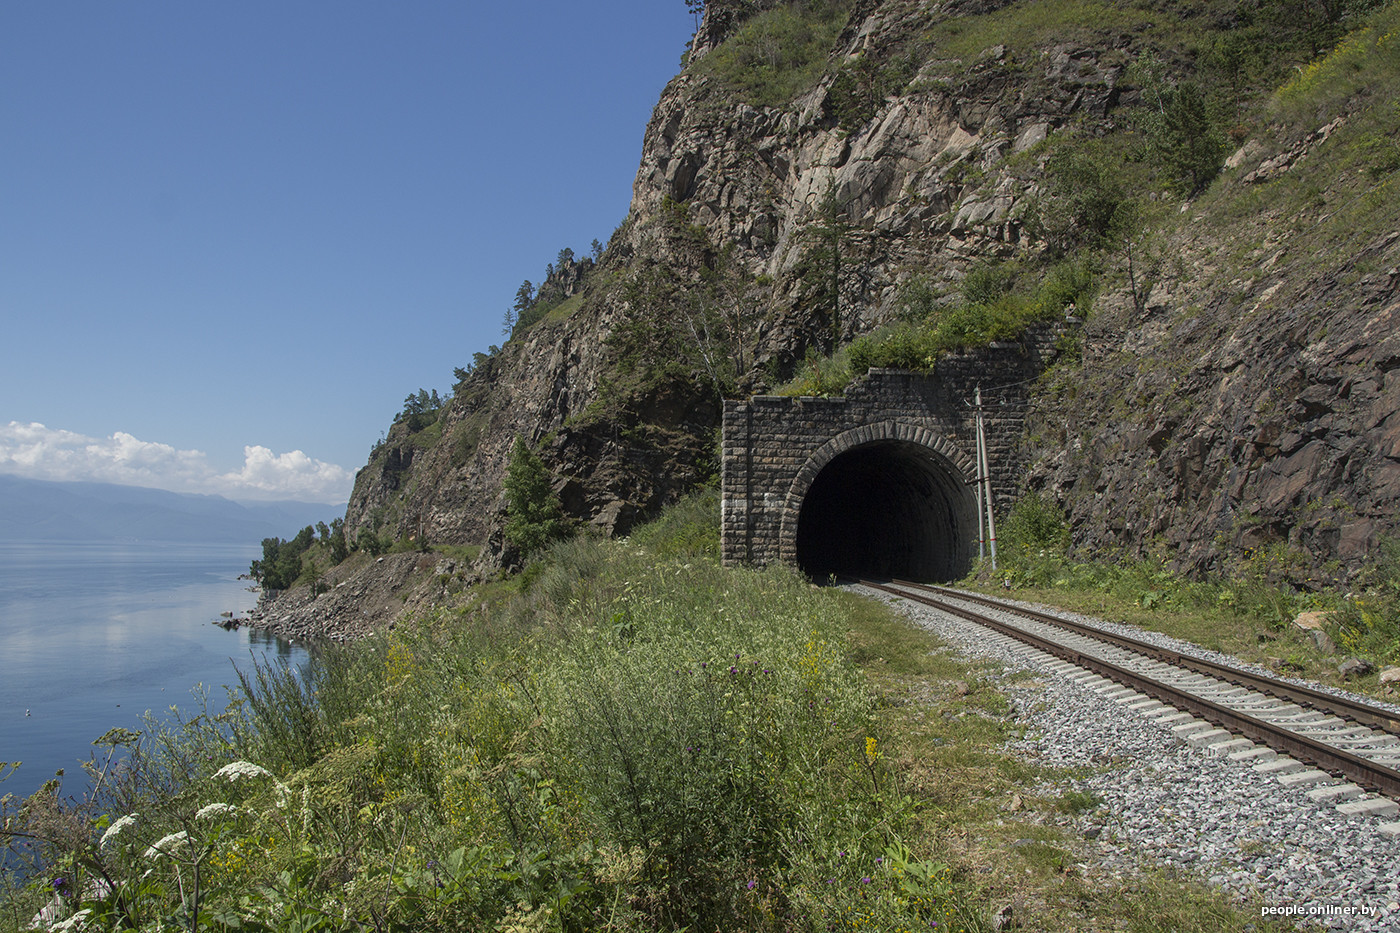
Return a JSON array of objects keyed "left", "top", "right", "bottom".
[{"left": 0, "top": 542, "right": 311, "bottom": 800}]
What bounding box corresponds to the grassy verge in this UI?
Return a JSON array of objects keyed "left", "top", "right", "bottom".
[
  {"left": 0, "top": 493, "right": 961, "bottom": 932},
  {"left": 968, "top": 563, "right": 1399, "bottom": 696},
  {"left": 2, "top": 491, "right": 1331, "bottom": 930},
  {"left": 979, "top": 493, "right": 1400, "bottom": 695}
]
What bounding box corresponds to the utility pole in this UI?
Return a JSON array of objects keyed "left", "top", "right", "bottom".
[{"left": 973, "top": 386, "right": 998, "bottom": 570}]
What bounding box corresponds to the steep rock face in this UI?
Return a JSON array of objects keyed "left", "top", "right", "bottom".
[
  {"left": 1029, "top": 215, "right": 1400, "bottom": 582},
  {"left": 345, "top": 265, "right": 722, "bottom": 557},
  {"left": 345, "top": 0, "right": 1134, "bottom": 560},
  {"left": 630, "top": 9, "right": 1126, "bottom": 350},
  {"left": 337, "top": 0, "right": 1399, "bottom": 600}
]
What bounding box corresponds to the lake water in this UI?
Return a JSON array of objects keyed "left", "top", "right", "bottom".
[{"left": 0, "top": 542, "right": 311, "bottom": 801}]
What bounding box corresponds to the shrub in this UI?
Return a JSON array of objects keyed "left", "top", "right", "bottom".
[
  {"left": 961, "top": 261, "right": 1018, "bottom": 306},
  {"left": 1037, "top": 143, "right": 1131, "bottom": 253},
  {"left": 694, "top": 0, "right": 854, "bottom": 108},
  {"left": 628, "top": 487, "right": 721, "bottom": 560},
  {"left": 1332, "top": 538, "right": 1400, "bottom": 663},
  {"left": 827, "top": 50, "right": 918, "bottom": 130},
  {"left": 1156, "top": 82, "right": 1228, "bottom": 196},
  {"left": 1003, "top": 492, "right": 1071, "bottom": 555}
]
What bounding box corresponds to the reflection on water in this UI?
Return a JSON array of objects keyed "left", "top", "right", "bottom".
[
  {"left": 0, "top": 542, "right": 313, "bottom": 801},
  {"left": 246, "top": 624, "right": 298, "bottom": 658}
]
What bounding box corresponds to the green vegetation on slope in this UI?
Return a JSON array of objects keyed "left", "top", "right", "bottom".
[
  {"left": 779, "top": 257, "right": 1094, "bottom": 396},
  {"left": 984, "top": 492, "right": 1400, "bottom": 679},
  {"left": 250, "top": 520, "right": 350, "bottom": 592},
  {"left": 3, "top": 492, "right": 1317, "bottom": 931},
  {"left": 0, "top": 493, "right": 960, "bottom": 931},
  {"left": 692, "top": 0, "right": 856, "bottom": 107}
]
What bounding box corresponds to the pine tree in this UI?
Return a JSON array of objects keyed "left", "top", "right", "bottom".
[
  {"left": 503, "top": 436, "right": 569, "bottom": 557},
  {"left": 1158, "top": 82, "right": 1226, "bottom": 196}
]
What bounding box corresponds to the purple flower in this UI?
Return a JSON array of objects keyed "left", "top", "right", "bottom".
[
  {"left": 861, "top": 877, "right": 871, "bottom": 884},
  {"left": 747, "top": 879, "right": 756, "bottom": 890}
]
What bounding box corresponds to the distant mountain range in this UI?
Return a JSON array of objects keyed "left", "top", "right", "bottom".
[{"left": 0, "top": 474, "right": 342, "bottom": 545}]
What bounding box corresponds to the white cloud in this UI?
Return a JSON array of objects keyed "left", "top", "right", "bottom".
[{"left": 0, "top": 422, "right": 352, "bottom": 504}]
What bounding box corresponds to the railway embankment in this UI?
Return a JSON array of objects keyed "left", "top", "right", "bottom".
[{"left": 856, "top": 582, "right": 1400, "bottom": 931}]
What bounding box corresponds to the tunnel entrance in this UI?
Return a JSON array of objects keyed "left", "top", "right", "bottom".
[{"left": 793, "top": 440, "right": 977, "bottom": 582}]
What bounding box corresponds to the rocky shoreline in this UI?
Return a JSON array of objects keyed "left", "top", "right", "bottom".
[{"left": 234, "top": 551, "right": 477, "bottom": 643}]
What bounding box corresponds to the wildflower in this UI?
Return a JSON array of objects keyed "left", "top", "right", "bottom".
[
  {"left": 747, "top": 879, "right": 757, "bottom": 890},
  {"left": 865, "top": 736, "right": 879, "bottom": 764},
  {"left": 196, "top": 803, "right": 240, "bottom": 820},
  {"left": 100, "top": 813, "right": 137, "bottom": 848},
  {"left": 144, "top": 831, "right": 190, "bottom": 859},
  {"left": 862, "top": 877, "right": 871, "bottom": 884},
  {"left": 214, "top": 761, "right": 271, "bottom": 782}
]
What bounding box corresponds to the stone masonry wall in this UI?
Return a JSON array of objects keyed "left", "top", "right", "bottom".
[{"left": 721, "top": 329, "right": 1063, "bottom": 568}]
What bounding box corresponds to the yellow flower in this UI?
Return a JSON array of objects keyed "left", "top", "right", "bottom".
[{"left": 865, "top": 736, "right": 879, "bottom": 764}]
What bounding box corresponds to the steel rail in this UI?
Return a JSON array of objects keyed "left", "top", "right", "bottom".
[
  {"left": 859, "top": 579, "right": 1400, "bottom": 800},
  {"left": 894, "top": 580, "right": 1400, "bottom": 737}
]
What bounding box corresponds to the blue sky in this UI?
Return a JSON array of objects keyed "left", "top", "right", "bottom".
[{"left": 1, "top": 2, "right": 696, "bottom": 504}]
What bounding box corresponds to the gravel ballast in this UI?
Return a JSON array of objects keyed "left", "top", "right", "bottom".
[{"left": 853, "top": 585, "right": 1400, "bottom": 932}]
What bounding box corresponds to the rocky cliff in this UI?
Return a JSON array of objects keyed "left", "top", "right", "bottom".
[
  {"left": 1028, "top": 156, "right": 1400, "bottom": 581},
  {"left": 270, "top": 0, "right": 1399, "bottom": 636},
  {"left": 344, "top": 0, "right": 1135, "bottom": 555}
]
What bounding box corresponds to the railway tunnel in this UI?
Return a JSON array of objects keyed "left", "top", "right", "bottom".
[
  {"left": 792, "top": 439, "right": 979, "bottom": 582},
  {"left": 721, "top": 370, "right": 1037, "bottom": 576}
]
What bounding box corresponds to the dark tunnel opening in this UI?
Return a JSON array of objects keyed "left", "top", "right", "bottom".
[{"left": 794, "top": 440, "right": 977, "bottom": 583}]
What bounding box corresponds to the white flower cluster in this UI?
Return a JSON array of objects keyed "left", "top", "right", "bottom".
[
  {"left": 143, "top": 830, "right": 189, "bottom": 860},
  {"left": 213, "top": 761, "right": 272, "bottom": 782},
  {"left": 195, "top": 802, "right": 240, "bottom": 820},
  {"left": 99, "top": 813, "right": 137, "bottom": 849}
]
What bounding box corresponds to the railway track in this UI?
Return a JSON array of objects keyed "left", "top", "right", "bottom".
[{"left": 855, "top": 578, "right": 1400, "bottom": 821}]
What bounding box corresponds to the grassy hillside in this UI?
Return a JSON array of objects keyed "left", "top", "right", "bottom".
[{"left": 3, "top": 492, "right": 1305, "bottom": 932}]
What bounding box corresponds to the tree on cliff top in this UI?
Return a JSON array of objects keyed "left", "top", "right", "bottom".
[{"left": 504, "top": 436, "right": 570, "bottom": 558}]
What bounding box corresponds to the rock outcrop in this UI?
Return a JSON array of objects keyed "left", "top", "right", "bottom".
[
  {"left": 342, "top": 0, "right": 1138, "bottom": 564},
  {"left": 1027, "top": 183, "right": 1400, "bottom": 582},
  {"left": 258, "top": 0, "right": 1399, "bottom": 637}
]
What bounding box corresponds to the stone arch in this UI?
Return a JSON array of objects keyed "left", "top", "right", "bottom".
[{"left": 778, "top": 420, "right": 980, "bottom": 581}]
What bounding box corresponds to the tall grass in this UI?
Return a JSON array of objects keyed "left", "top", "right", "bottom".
[{"left": 1, "top": 491, "right": 973, "bottom": 931}]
